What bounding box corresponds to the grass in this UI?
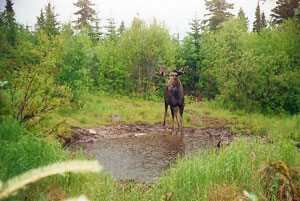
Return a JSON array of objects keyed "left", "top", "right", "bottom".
[
  {"left": 1, "top": 93, "right": 299, "bottom": 200},
  {"left": 154, "top": 138, "right": 300, "bottom": 200}
]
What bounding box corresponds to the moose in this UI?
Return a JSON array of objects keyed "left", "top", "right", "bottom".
[{"left": 157, "top": 66, "right": 188, "bottom": 135}]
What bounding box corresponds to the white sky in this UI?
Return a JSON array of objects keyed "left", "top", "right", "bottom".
[{"left": 0, "top": 0, "right": 276, "bottom": 38}]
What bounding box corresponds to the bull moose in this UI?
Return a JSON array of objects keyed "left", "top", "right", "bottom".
[{"left": 157, "top": 66, "right": 188, "bottom": 135}]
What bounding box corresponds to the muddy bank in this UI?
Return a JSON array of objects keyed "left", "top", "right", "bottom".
[
  {"left": 69, "top": 122, "right": 240, "bottom": 146},
  {"left": 67, "top": 110, "right": 244, "bottom": 146}
]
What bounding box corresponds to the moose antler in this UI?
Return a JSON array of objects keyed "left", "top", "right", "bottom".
[{"left": 174, "top": 66, "right": 188, "bottom": 75}]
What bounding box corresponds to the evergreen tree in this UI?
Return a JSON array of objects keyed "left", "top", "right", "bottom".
[
  {"left": 44, "top": 3, "right": 59, "bottom": 35},
  {"left": 237, "top": 7, "right": 249, "bottom": 30},
  {"left": 5, "top": 0, "right": 15, "bottom": 17},
  {"left": 35, "top": 9, "right": 46, "bottom": 31},
  {"left": 4, "top": 0, "right": 16, "bottom": 46},
  {"left": 271, "top": 0, "right": 300, "bottom": 24},
  {"left": 203, "top": 0, "right": 234, "bottom": 31},
  {"left": 105, "top": 15, "right": 117, "bottom": 38},
  {"left": 188, "top": 16, "right": 202, "bottom": 43},
  {"left": 94, "top": 14, "right": 103, "bottom": 38},
  {"left": 118, "top": 21, "right": 125, "bottom": 36},
  {"left": 73, "top": 0, "right": 96, "bottom": 29},
  {"left": 261, "top": 11, "right": 267, "bottom": 28},
  {"left": 253, "top": 1, "right": 262, "bottom": 33}
]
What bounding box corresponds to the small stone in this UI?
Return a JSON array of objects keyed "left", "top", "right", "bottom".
[
  {"left": 88, "top": 129, "right": 96, "bottom": 134},
  {"left": 135, "top": 133, "right": 146, "bottom": 136},
  {"left": 110, "top": 114, "right": 123, "bottom": 122}
]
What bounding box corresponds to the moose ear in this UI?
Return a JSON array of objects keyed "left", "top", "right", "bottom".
[{"left": 157, "top": 66, "right": 167, "bottom": 76}]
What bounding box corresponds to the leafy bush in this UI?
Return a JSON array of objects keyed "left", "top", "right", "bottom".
[{"left": 199, "top": 18, "right": 300, "bottom": 114}]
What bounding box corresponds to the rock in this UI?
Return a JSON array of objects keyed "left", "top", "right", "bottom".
[
  {"left": 110, "top": 114, "right": 123, "bottom": 122},
  {"left": 88, "top": 129, "right": 96, "bottom": 134},
  {"left": 135, "top": 133, "right": 146, "bottom": 137}
]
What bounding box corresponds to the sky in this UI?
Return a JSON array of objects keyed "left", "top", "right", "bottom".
[{"left": 0, "top": 0, "right": 276, "bottom": 38}]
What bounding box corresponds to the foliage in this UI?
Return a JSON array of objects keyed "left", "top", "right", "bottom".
[
  {"left": 237, "top": 7, "right": 249, "bottom": 29},
  {"left": 253, "top": 1, "right": 262, "bottom": 32},
  {"left": 35, "top": 3, "right": 59, "bottom": 36},
  {"left": 203, "top": 0, "right": 234, "bottom": 31},
  {"left": 3, "top": 30, "right": 71, "bottom": 123},
  {"left": 119, "top": 17, "right": 177, "bottom": 95},
  {"left": 271, "top": 0, "right": 300, "bottom": 24},
  {"left": 199, "top": 18, "right": 300, "bottom": 114},
  {"left": 73, "top": 0, "right": 96, "bottom": 29},
  {"left": 58, "top": 25, "right": 93, "bottom": 98}
]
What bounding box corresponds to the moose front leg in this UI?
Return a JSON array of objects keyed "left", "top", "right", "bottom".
[
  {"left": 179, "top": 105, "right": 184, "bottom": 135},
  {"left": 170, "top": 106, "right": 176, "bottom": 135}
]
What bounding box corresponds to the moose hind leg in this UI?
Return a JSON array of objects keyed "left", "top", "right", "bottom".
[
  {"left": 163, "top": 102, "right": 168, "bottom": 126},
  {"left": 174, "top": 107, "right": 180, "bottom": 128}
]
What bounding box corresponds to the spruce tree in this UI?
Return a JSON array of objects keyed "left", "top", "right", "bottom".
[
  {"left": 253, "top": 1, "right": 262, "bottom": 33},
  {"left": 35, "top": 9, "right": 46, "bottom": 31},
  {"left": 73, "top": 0, "right": 96, "bottom": 29},
  {"left": 203, "top": 0, "right": 234, "bottom": 31},
  {"left": 105, "top": 16, "right": 117, "bottom": 38},
  {"left": 44, "top": 3, "right": 59, "bottom": 35},
  {"left": 118, "top": 21, "right": 125, "bottom": 36},
  {"left": 271, "top": 0, "right": 300, "bottom": 24},
  {"left": 237, "top": 7, "right": 249, "bottom": 30},
  {"left": 5, "top": 0, "right": 15, "bottom": 17},
  {"left": 261, "top": 12, "right": 267, "bottom": 28},
  {"left": 189, "top": 16, "right": 202, "bottom": 43},
  {"left": 4, "top": 0, "right": 16, "bottom": 46}
]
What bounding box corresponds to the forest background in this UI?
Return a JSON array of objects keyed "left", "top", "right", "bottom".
[{"left": 0, "top": 0, "right": 300, "bottom": 200}]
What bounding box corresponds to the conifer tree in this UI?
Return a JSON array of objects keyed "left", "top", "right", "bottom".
[
  {"left": 5, "top": 0, "right": 16, "bottom": 46},
  {"left": 34, "top": 3, "right": 59, "bottom": 35},
  {"left": 73, "top": 0, "right": 96, "bottom": 29},
  {"left": 44, "top": 3, "right": 59, "bottom": 35},
  {"left": 5, "top": 0, "right": 15, "bottom": 18},
  {"left": 94, "top": 14, "right": 103, "bottom": 38},
  {"left": 237, "top": 7, "right": 249, "bottom": 30},
  {"left": 203, "top": 0, "right": 234, "bottom": 31},
  {"left": 118, "top": 21, "right": 125, "bottom": 36},
  {"left": 271, "top": 0, "right": 300, "bottom": 24},
  {"left": 35, "top": 9, "right": 46, "bottom": 31},
  {"left": 261, "top": 11, "right": 267, "bottom": 28},
  {"left": 189, "top": 16, "right": 202, "bottom": 43},
  {"left": 105, "top": 16, "right": 117, "bottom": 38},
  {"left": 253, "top": 1, "right": 262, "bottom": 33}
]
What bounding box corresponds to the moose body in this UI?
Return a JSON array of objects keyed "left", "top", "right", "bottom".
[{"left": 158, "top": 66, "right": 188, "bottom": 135}]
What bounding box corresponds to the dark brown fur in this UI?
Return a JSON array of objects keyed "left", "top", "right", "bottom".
[{"left": 157, "top": 66, "right": 188, "bottom": 135}]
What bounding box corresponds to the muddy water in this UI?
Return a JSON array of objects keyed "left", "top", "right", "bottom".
[{"left": 79, "top": 133, "right": 217, "bottom": 182}]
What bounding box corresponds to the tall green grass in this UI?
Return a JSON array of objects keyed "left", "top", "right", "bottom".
[
  {"left": 153, "top": 138, "right": 300, "bottom": 200},
  {"left": 0, "top": 118, "right": 68, "bottom": 181}
]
